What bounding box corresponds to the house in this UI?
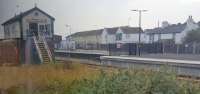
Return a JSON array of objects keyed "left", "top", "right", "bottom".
[
  {"left": 145, "top": 16, "right": 199, "bottom": 44},
  {"left": 67, "top": 26, "right": 144, "bottom": 50},
  {"left": 70, "top": 29, "right": 103, "bottom": 49},
  {"left": 1, "top": 6, "right": 55, "bottom": 64}
]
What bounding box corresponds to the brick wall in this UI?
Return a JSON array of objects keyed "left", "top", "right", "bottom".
[{"left": 0, "top": 40, "right": 19, "bottom": 65}]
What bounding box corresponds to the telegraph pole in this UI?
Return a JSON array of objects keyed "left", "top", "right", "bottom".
[{"left": 131, "top": 9, "right": 147, "bottom": 56}]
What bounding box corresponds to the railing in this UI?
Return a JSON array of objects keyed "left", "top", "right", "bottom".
[
  {"left": 41, "top": 35, "right": 53, "bottom": 62},
  {"left": 33, "top": 35, "right": 44, "bottom": 63},
  {"left": 39, "top": 31, "right": 53, "bottom": 62},
  {"left": 32, "top": 31, "right": 53, "bottom": 63}
]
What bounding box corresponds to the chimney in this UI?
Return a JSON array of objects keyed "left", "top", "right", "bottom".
[
  {"left": 162, "top": 21, "right": 170, "bottom": 28},
  {"left": 187, "top": 15, "right": 195, "bottom": 24}
]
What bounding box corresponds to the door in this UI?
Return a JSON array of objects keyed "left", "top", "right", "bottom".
[{"left": 29, "top": 23, "right": 38, "bottom": 36}]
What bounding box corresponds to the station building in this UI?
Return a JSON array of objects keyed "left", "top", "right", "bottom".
[{"left": 1, "top": 6, "right": 55, "bottom": 64}]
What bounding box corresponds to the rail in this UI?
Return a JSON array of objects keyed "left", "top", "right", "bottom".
[
  {"left": 42, "top": 35, "right": 53, "bottom": 62},
  {"left": 33, "top": 36, "right": 44, "bottom": 63}
]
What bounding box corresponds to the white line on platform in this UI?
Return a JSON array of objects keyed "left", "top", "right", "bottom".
[{"left": 101, "top": 56, "right": 200, "bottom": 65}]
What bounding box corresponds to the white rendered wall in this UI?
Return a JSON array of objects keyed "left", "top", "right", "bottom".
[{"left": 161, "top": 34, "right": 173, "bottom": 40}]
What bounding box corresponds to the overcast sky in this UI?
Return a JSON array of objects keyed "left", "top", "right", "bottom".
[{"left": 1, "top": 0, "right": 200, "bottom": 38}]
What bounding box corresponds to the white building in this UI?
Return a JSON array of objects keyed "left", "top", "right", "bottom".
[
  {"left": 145, "top": 16, "right": 199, "bottom": 44},
  {"left": 64, "top": 26, "right": 145, "bottom": 50},
  {"left": 66, "top": 26, "right": 144, "bottom": 48},
  {"left": 102, "top": 26, "right": 146, "bottom": 44},
  {"left": 63, "top": 16, "right": 200, "bottom": 51}
]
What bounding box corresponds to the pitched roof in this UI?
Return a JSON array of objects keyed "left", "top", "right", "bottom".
[
  {"left": 2, "top": 7, "right": 55, "bottom": 25},
  {"left": 145, "top": 23, "right": 187, "bottom": 34},
  {"left": 120, "top": 26, "right": 142, "bottom": 34},
  {"left": 106, "top": 26, "right": 142, "bottom": 34},
  {"left": 106, "top": 27, "right": 119, "bottom": 34},
  {"left": 70, "top": 26, "right": 143, "bottom": 37},
  {"left": 71, "top": 29, "right": 103, "bottom": 37}
]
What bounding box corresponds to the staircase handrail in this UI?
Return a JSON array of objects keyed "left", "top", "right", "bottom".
[
  {"left": 39, "top": 32, "right": 53, "bottom": 62},
  {"left": 33, "top": 35, "right": 44, "bottom": 63}
]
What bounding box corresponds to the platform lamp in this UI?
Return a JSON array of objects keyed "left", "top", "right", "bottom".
[{"left": 131, "top": 9, "right": 148, "bottom": 56}]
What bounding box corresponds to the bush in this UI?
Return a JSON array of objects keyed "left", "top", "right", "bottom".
[
  {"left": 67, "top": 70, "right": 200, "bottom": 94},
  {"left": 1, "top": 63, "right": 200, "bottom": 94}
]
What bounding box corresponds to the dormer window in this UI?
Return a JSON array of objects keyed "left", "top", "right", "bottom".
[{"left": 116, "top": 33, "right": 122, "bottom": 41}]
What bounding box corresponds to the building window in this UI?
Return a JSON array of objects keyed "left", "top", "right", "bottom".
[
  {"left": 45, "top": 24, "right": 50, "bottom": 31},
  {"left": 45, "top": 24, "right": 51, "bottom": 35},
  {"left": 39, "top": 25, "right": 45, "bottom": 32},
  {"left": 116, "top": 33, "right": 122, "bottom": 41}
]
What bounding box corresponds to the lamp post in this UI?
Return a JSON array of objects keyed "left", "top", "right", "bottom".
[
  {"left": 131, "top": 9, "right": 147, "bottom": 56},
  {"left": 66, "top": 25, "right": 72, "bottom": 38}
]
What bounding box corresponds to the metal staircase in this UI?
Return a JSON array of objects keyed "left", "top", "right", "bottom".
[{"left": 33, "top": 33, "right": 53, "bottom": 64}]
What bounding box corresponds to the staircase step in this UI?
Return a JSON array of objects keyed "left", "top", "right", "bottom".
[{"left": 34, "top": 38, "right": 52, "bottom": 64}]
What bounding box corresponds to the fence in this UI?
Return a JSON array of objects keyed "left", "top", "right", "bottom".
[{"left": 73, "top": 42, "right": 200, "bottom": 55}]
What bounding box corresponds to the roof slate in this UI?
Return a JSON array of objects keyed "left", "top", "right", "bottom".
[
  {"left": 71, "top": 29, "right": 103, "bottom": 37},
  {"left": 120, "top": 26, "right": 142, "bottom": 34},
  {"left": 70, "top": 26, "right": 142, "bottom": 37},
  {"left": 106, "top": 27, "right": 119, "bottom": 34},
  {"left": 145, "top": 23, "right": 187, "bottom": 34}
]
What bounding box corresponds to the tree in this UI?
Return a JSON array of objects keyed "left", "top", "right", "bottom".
[
  {"left": 184, "top": 29, "right": 200, "bottom": 54},
  {"left": 184, "top": 29, "right": 200, "bottom": 43}
]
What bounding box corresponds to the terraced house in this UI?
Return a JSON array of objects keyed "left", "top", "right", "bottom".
[
  {"left": 145, "top": 16, "right": 199, "bottom": 44},
  {"left": 67, "top": 26, "right": 144, "bottom": 50},
  {"left": 1, "top": 6, "right": 55, "bottom": 64}
]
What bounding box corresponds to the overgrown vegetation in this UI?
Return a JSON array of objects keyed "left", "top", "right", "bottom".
[
  {"left": 66, "top": 70, "right": 200, "bottom": 94},
  {"left": 0, "top": 62, "right": 100, "bottom": 94},
  {"left": 184, "top": 28, "right": 200, "bottom": 43},
  {"left": 0, "top": 62, "right": 200, "bottom": 94}
]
